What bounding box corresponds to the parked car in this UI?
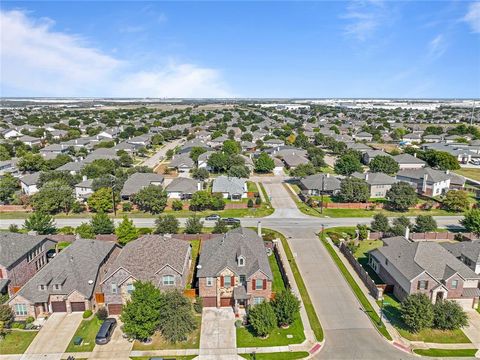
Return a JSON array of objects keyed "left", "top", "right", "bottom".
[
  {"left": 223, "top": 218, "right": 240, "bottom": 225},
  {"left": 95, "top": 318, "right": 117, "bottom": 345},
  {"left": 205, "top": 214, "right": 220, "bottom": 221}
]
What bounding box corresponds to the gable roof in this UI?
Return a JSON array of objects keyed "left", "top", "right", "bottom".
[
  {"left": 299, "top": 173, "right": 341, "bottom": 191},
  {"left": 442, "top": 241, "right": 480, "bottom": 265},
  {"left": 165, "top": 177, "right": 199, "bottom": 193},
  {"left": 20, "top": 172, "right": 40, "bottom": 186},
  {"left": 121, "top": 172, "right": 164, "bottom": 197},
  {"left": 0, "top": 232, "right": 56, "bottom": 268},
  {"left": 393, "top": 153, "right": 426, "bottom": 165},
  {"left": 397, "top": 167, "right": 451, "bottom": 183},
  {"left": 212, "top": 176, "right": 246, "bottom": 194},
  {"left": 352, "top": 172, "right": 397, "bottom": 186}
]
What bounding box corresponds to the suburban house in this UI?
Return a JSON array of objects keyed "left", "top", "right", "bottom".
[
  {"left": 18, "top": 135, "right": 42, "bottom": 147},
  {"left": 169, "top": 153, "right": 195, "bottom": 174},
  {"left": 353, "top": 132, "right": 373, "bottom": 142},
  {"left": 100, "top": 235, "right": 191, "bottom": 315},
  {"left": 165, "top": 177, "right": 201, "bottom": 199},
  {"left": 120, "top": 173, "right": 165, "bottom": 200},
  {"left": 362, "top": 150, "right": 391, "bottom": 164},
  {"left": 368, "top": 236, "right": 480, "bottom": 308},
  {"left": 396, "top": 167, "right": 451, "bottom": 196},
  {"left": 298, "top": 173, "right": 341, "bottom": 196},
  {"left": 402, "top": 133, "right": 422, "bottom": 143},
  {"left": 0, "top": 158, "right": 19, "bottom": 177},
  {"left": 423, "top": 134, "right": 444, "bottom": 143},
  {"left": 197, "top": 228, "right": 273, "bottom": 309},
  {"left": 1, "top": 128, "right": 21, "bottom": 139},
  {"left": 39, "top": 144, "right": 69, "bottom": 158},
  {"left": 352, "top": 172, "right": 397, "bottom": 198},
  {"left": 281, "top": 154, "right": 309, "bottom": 169},
  {"left": 20, "top": 172, "right": 41, "bottom": 195},
  {"left": 392, "top": 153, "right": 427, "bottom": 170},
  {"left": 442, "top": 241, "right": 480, "bottom": 275},
  {"left": 74, "top": 177, "right": 94, "bottom": 201},
  {"left": 9, "top": 239, "right": 119, "bottom": 320},
  {"left": 212, "top": 176, "right": 247, "bottom": 200},
  {"left": 0, "top": 232, "right": 57, "bottom": 297}
]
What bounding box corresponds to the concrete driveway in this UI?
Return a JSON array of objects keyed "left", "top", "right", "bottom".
[
  {"left": 462, "top": 309, "right": 480, "bottom": 347},
  {"left": 89, "top": 318, "right": 132, "bottom": 360},
  {"left": 199, "top": 308, "right": 239, "bottom": 359},
  {"left": 21, "top": 312, "right": 83, "bottom": 360}
]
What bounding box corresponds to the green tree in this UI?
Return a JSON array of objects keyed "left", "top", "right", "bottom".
[
  {"left": 227, "top": 165, "right": 250, "bottom": 178},
  {"left": 31, "top": 180, "right": 75, "bottom": 214},
  {"left": 293, "top": 133, "right": 310, "bottom": 149},
  {"left": 88, "top": 187, "right": 115, "bottom": 213},
  {"left": 172, "top": 200, "right": 184, "bottom": 211},
  {"left": 207, "top": 152, "right": 229, "bottom": 173},
  {"left": 334, "top": 154, "right": 363, "bottom": 176},
  {"left": 158, "top": 290, "right": 197, "bottom": 343},
  {"left": 222, "top": 140, "right": 241, "bottom": 155},
  {"left": 0, "top": 304, "right": 14, "bottom": 328},
  {"left": 212, "top": 220, "right": 228, "bottom": 234},
  {"left": 189, "top": 147, "right": 208, "bottom": 165},
  {"left": 23, "top": 211, "right": 57, "bottom": 235},
  {"left": 121, "top": 281, "right": 163, "bottom": 340},
  {"left": 38, "top": 170, "right": 78, "bottom": 188},
  {"left": 0, "top": 173, "right": 18, "bottom": 204},
  {"left": 81, "top": 159, "right": 117, "bottom": 179},
  {"left": 443, "top": 190, "right": 470, "bottom": 212},
  {"left": 371, "top": 213, "right": 390, "bottom": 233},
  {"left": 400, "top": 294, "right": 434, "bottom": 333},
  {"left": 115, "top": 216, "right": 139, "bottom": 245},
  {"left": 90, "top": 212, "right": 115, "bottom": 234},
  {"left": 390, "top": 216, "right": 412, "bottom": 236},
  {"left": 386, "top": 182, "right": 417, "bottom": 211},
  {"left": 192, "top": 168, "right": 210, "bottom": 181},
  {"left": 290, "top": 163, "right": 316, "bottom": 178},
  {"left": 154, "top": 215, "right": 179, "bottom": 234},
  {"left": 0, "top": 145, "right": 11, "bottom": 161},
  {"left": 132, "top": 185, "right": 168, "bottom": 214},
  {"left": 461, "top": 209, "right": 480, "bottom": 236},
  {"left": 248, "top": 301, "right": 277, "bottom": 337},
  {"left": 75, "top": 223, "right": 95, "bottom": 239},
  {"left": 272, "top": 290, "right": 301, "bottom": 327},
  {"left": 425, "top": 150, "right": 460, "bottom": 171},
  {"left": 414, "top": 215, "right": 437, "bottom": 233},
  {"left": 18, "top": 153, "right": 45, "bottom": 172},
  {"left": 433, "top": 300, "right": 468, "bottom": 330},
  {"left": 369, "top": 156, "right": 399, "bottom": 175},
  {"left": 185, "top": 215, "right": 203, "bottom": 234},
  {"left": 338, "top": 177, "right": 370, "bottom": 203},
  {"left": 118, "top": 152, "right": 133, "bottom": 167},
  {"left": 254, "top": 152, "right": 275, "bottom": 173}
]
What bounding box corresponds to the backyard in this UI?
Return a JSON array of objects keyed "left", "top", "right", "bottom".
[
  {"left": 0, "top": 330, "right": 38, "bottom": 354},
  {"left": 455, "top": 168, "right": 480, "bottom": 182}
]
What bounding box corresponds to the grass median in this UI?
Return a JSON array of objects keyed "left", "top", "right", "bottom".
[{"left": 413, "top": 348, "right": 478, "bottom": 357}]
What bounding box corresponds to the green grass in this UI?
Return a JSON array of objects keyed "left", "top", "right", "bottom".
[
  {"left": 236, "top": 316, "right": 305, "bottom": 347},
  {"left": 131, "top": 357, "right": 196, "bottom": 360},
  {"left": 353, "top": 240, "right": 383, "bottom": 259},
  {"left": 65, "top": 316, "right": 103, "bottom": 352},
  {"left": 268, "top": 252, "right": 287, "bottom": 293},
  {"left": 455, "top": 168, "right": 480, "bottom": 182},
  {"left": 258, "top": 183, "right": 272, "bottom": 207},
  {"left": 263, "top": 229, "right": 324, "bottom": 341},
  {"left": 247, "top": 181, "right": 259, "bottom": 193},
  {"left": 240, "top": 351, "right": 309, "bottom": 360},
  {"left": 380, "top": 294, "right": 471, "bottom": 344},
  {"left": 186, "top": 239, "right": 201, "bottom": 289},
  {"left": 0, "top": 330, "right": 38, "bottom": 354},
  {"left": 319, "top": 234, "right": 392, "bottom": 340},
  {"left": 413, "top": 348, "right": 477, "bottom": 357}
]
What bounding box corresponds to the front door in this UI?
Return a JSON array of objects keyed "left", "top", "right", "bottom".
[{"left": 436, "top": 291, "right": 444, "bottom": 303}]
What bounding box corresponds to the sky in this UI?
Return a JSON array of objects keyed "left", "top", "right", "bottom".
[{"left": 1, "top": 1, "right": 479, "bottom": 98}]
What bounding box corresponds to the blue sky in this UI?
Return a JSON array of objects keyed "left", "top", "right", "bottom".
[{"left": 1, "top": 1, "right": 479, "bottom": 98}]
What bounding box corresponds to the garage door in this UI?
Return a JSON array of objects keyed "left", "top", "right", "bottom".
[
  {"left": 454, "top": 298, "right": 475, "bottom": 310},
  {"left": 202, "top": 297, "right": 217, "bottom": 307},
  {"left": 108, "top": 303, "right": 123, "bottom": 315},
  {"left": 220, "top": 297, "right": 234, "bottom": 307},
  {"left": 51, "top": 301, "right": 67, "bottom": 312},
  {"left": 70, "top": 302, "right": 86, "bottom": 312}
]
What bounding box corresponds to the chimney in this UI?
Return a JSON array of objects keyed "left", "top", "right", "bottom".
[
  {"left": 405, "top": 226, "right": 410, "bottom": 240},
  {"left": 82, "top": 175, "right": 87, "bottom": 181},
  {"left": 414, "top": 152, "right": 417, "bottom": 158},
  {"left": 365, "top": 173, "right": 369, "bottom": 181},
  {"left": 257, "top": 221, "right": 262, "bottom": 237},
  {"left": 446, "top": 169, "right": 450, "bottom": 175}
]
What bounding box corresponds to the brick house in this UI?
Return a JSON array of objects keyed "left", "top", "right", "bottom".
[
  {"left": 197, "top": 228, "right": 273, "bottom": 311},
  {"left": 8, "top": 239, "right": 119, "bottom": 320},
  {"left": 368, "top": 236, "right": 480, "bottom": 309},
  {"left": 100, "top": 235, "right": 191, "bottom": 315},
  {"left": 0, "top": 232, "right": 57, "bottom": 297}
]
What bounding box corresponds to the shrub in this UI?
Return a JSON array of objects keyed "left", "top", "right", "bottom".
[
  {"left": 272, "top": 290, "right": 301, "bottom": 327},
  {"left": 433, "top": 300, "right": 468, "bottom": 330},
  {"left": 357, "top": 224, "right": 368, "bottom": 240},
  {"left": 248, "top": 301, "right": 277, "bottom": 337},
  {"left": 247, "top": 199, "right": 254, "bottom": 208},
  {"left": 255, "top": 197, "right": 262, "bottom": 205},
  {"left": 414, "top": 215, "right": 437, "bottom": 233},
  {"left": 400, "top": 294, "right": 434, "bottom": 332},
  {"left": 8, "top": 224, "right": 19, "bottom": 233},
  {"left": 10, "top": 322, "right": 26, "bottom": 329},
  {"left": 193, "top": 297, "right": 203, "bottom": 314},
  {"left": 83, "top": 309, "right": 93, "bottom": 319},
  {"left": 185, "top": 215, "right": 204, "bottom": 234},
  {"left": 122, "top": 202, "right": 133, "bottom": 212},
  {"left": 0, "top": 305, "right": 14, "bottom": 328},
  {"left": 25, "top": 316, "right": 34, "bottom": 324},
  {"left": 172, "top": 200, "right": 184, "bottom": 211},
  {"left": 59, "top": 226, "right": 75, "bottom": 235},
  {"left": 371, "top": 213, "right": 389, "bottom": 233},
  {"left": 71, "top": 201, "right": 86, "bottom": 214},
  {"left": 96, "top": 307, "right": 108, "bottom": 321}
]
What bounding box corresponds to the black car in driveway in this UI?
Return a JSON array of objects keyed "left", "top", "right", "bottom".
[
  {"left": 95, "top": 318, "right": 117, "bottom": 345},
  {"left": 222, "top": 218, "right": 241, "bottom": 225}
]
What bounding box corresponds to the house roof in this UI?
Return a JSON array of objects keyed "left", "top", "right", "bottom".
[
  {"left": 352, "top": 172, "right": 397, "bottom": 186},
  {"left": 212, "top": 176, "right": 246, "bottom": 195},
  {"left": 393, "top": 153, "right": 427, "bottom": 165},
  {"left": 0, "top": 232, "right": 56, "bottom": 268},
  {"left": 397, "top": 167, "right": 451, "bottom": 183},
  {"left": 282, "top": 154, "right": 309, "bottom": 167},
  {"left": 442, "top": 241, "right": 480, "bottom": 265},
  {"left": 165, "top": 177, "right": 199, "bottom": 194},
  {"left": 197, "top": 228, "right": 273, "bottom": 279},
  {"left": 169, "top": 153, "right": 195, "bottom": 168},
  {"left": 121, "top": 172, "right": 165, "bottom": 197},
  {"left": 102, "top": 235, "right": 190, "bottom": 284},
  {"left": 299, "top": 173, "right": 341, "bottom": 191},
  {"left": 20, "top": 172, "right": 40, "bottom": 186}
]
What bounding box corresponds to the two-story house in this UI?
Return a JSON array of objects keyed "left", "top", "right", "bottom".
[
  {"left": 396, "top": 167, "right": 451, "bottom": 196},
  {"left": 0, "top": 232, "right": 57, "bottom": 297},
  {"left": 352, "top": 172, "right": 398, "bottom": 198},
  {"left": 100, "top": 235, "right": 191, "bottom": 315},
  {"left": 197, "top": 228, "right": 273, "bottom": 311}
]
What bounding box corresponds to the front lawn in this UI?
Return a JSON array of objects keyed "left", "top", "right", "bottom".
[
  {"left": 240, "top": 351, "right": 309, "bottom": 360},
  {"left": 247, "top": 181, "right": 259, "bottom": 193},
  {"left": 258, "top": 183, "right": 272, "bottom": 207},
  {"left": 0, "top": 330, "right": 38, "bottom": 354},
  {"left": 66, "top": 315, "right": 103, "bottom": 352},
  {"left": 132, "top": 315, "right": 201, "bottom": 350},
  {"left": 236, "top": 316, "right": 305, "bottom": 347},
  {"left": 268, "top": 252, "right": 286, "bottom": 293},
  {"left": 413, "top": 348, "right": 477, "bottom": 357},
  {"left": 380, "top": 294, "right": 471, "bottom": 344}
]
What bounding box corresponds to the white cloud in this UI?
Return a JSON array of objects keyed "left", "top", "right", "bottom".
[
  {"left": 0, "top": 10, "right": 232, "bottom": 97},
  {"left": 342, "top": 0, "right": 387, "bottom": 41},
  {"left": 428, "top": 34, "right": 448, "bottom": 59},
  {"left": 464, "top": 2, "right": 480, "bottom": 33}
]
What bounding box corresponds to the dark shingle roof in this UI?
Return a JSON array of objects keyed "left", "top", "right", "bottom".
[
  {"left": 0, "top": 232, "right": 56, "bottom": 268},
  {"left": 121, "top": 173, "right": 164, "bottom": 197}
]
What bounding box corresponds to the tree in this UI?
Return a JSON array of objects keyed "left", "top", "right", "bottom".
[
  {"left": 31, "top": 180, "right": 75, "bottom": 214},
  {"left": 290, "top": 163, "right": 316, "bottom": 178},
  {"left": 461, "top": 209, "right": 480, "bottom": 236},
  {"left": 38, "top": 171, "right": 78, "bottom": 188},
  {"left": 207, "top": 152, "right": 229, "bottom": 173},
  {"left": 425, "top": 150, "right": 460, "bottom": 171},
  {"left": 400, "top": 294, "right": 434, "bottom": 333},
  {"left": 369, "top": 156, "right": 399, "bottom": 175},
  {"left": 293, "top": 133, "right": 310, "bottom": 149},
  {"left": 0, "top": 145, "right": 11, "bottom": 161},
  {"left": 75, "top": 222, "right": 95, "bottom": 239},
  {"left": 371, "top": 213, "right": 389, "bottom": 233},
  {"left": 185, "top": 215, "right": 203, "bottom": 234},
  {"left": 132, "top": 185, "right": 168, "bottom": 214},
  {"left": 386, "top": 182, "right": 417, "bottom": 211},
  {"left": 415, "top": 215, "right": 437, "bottom": 233},
  {"left": 192, "top": 168, "right": 209, "bottom": 181},
  {"left": 248, "top": 301, "right": 277, "bottom": 337},
  {"left": 189, "top": 191, "right": 212, "bottom": 211},
  {"left": 88, "top": 187, "right": 115, "bottom": 213},
  {"left": 227, "top": 165, "right": 250, "bottom": 178},
  {"left": 18, "top": 153, "right": 45, "bottom": 172},
  {"left": 272, "top": 290, "right": 300, "bottom": 327},
  {"left": 154, "top": 215, "right": 179, "bottom": 234},
  {"left": 189, "top": 147, "right": 207, "bottom": 164},
  {"left": 222, "top": 140, "right": 241, "bottom": 155},
  {"left": 116, "top": 216, "right": 139, "bottom": 245},
  {"left": 0, "top": 173, "right": 18, "bottom": 204},
  {"left": 158, "top": 290, "right": 197, "bottom": 343},
  {"left": 172, "top": 200, "right": 183, "bottom": 211},
  {"left": 390, "top": 216, "right": 411, "bottom": 236},
  {"left": 121, "top": 281, "right": 163, "bottom": 340},
  {"left": 433, "top": 300, "right": 468, "bottom": 330},
  {"left": 24, "top": 212, "right": 57, "bottom": 235},
  {"left": 338, "top": 177, "right": 370, "bottom": 203},
  {"left": 118, "top": 152, "right": 133, "bottom": 167},
  {"left": 90, "top": 212, "right": 115, "bottom": 234},
  {"left": 254, "top": 152, "right": 275, "bottom": 173},
  {"left": 334, "top": 154, "right": 363, "bottom": 176},
  {"left": 0, "top": 304, "right": 14, "bottom": 328},
  {"left": 81, "top": 159, "right": 117, "bottom": 179},
  {"left": 443, "top": 190, "right": 470, "bottom": 212},
  {"left": 212, "top": 220, "right": 228, "bottom": 234}
]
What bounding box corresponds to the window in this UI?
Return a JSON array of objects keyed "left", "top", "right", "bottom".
[
  {"left": 238, "top": 257, "right": 245, "bottom": 267},
  {"left": 127, "top": 283, "right": 135, "bottom": 294},
  {"left": 253, "top": 297, "right": 264, "bottom": 305},
  {"left": 111, "top": 284, "right": 118, "bottom": 294},
  {"left": 239, "top": 275, "right": 246, "bottom": 284},
  {"left": 452, "top": 279, "right": 459, "bottom": 289},
  {"left": 38, "top": 285, "right": 45, "bottom": 291},
  {"left": 417, "top": 280, "right": 428, "bottom": 290},
  {"left": 15, "top": 304, "right": 28, "bottom": 316},
  {"left": 255, "top": 279, "right": 263, "bottom": 290},
  {"left": 206, "top": 277, "right": 214, "bottom": 287},
  {"left": 224, "top": 276, "right": 231, "bottom": 288},
  {"left": 163, "top": 275, "right": 175, "bottom": 286},
  {"left": 53, "top": 284, "right": 61, "bottom": 291}
]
